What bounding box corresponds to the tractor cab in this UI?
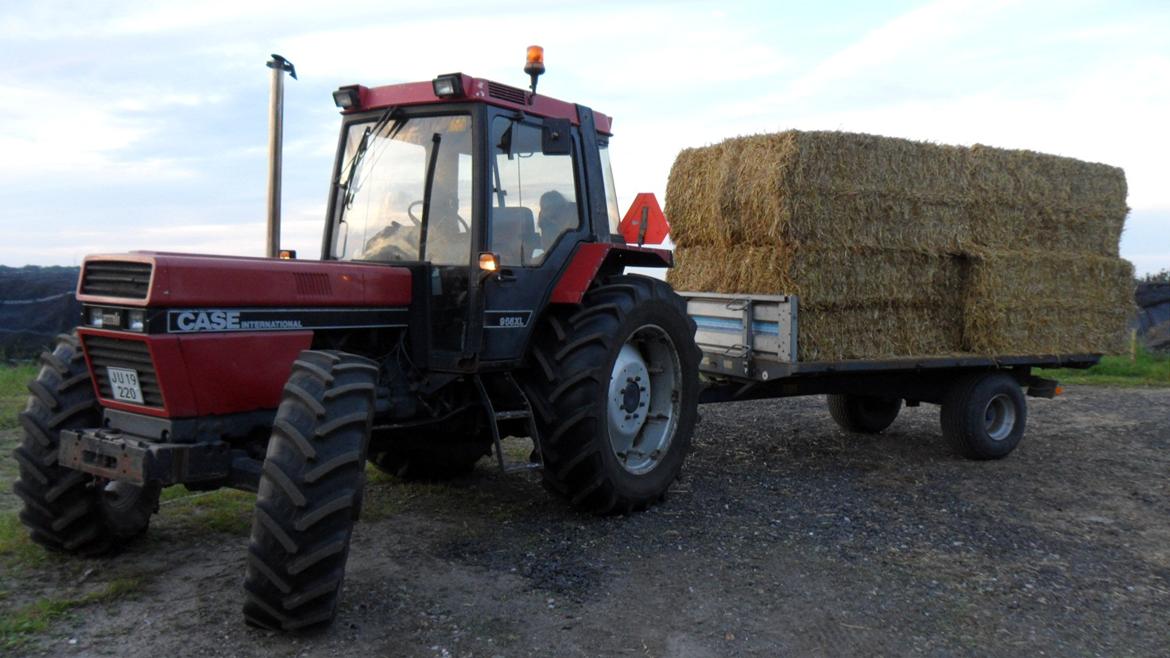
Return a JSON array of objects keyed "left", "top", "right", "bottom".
[{"left": 322, "top": 63, "right": 656, "bottom": 371}]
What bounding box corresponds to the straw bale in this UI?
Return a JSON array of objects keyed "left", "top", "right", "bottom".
[
  {"left": 664, "top": 130, "right": 1133, "bottom": 360},
  {"left": 665, "top": 130, "right": 1128, "bottom": 255},
  {"left": 798, "top": 304, "right": 963, "bottom": 362},
  {"left": 962, "top": 251, "right": 1134, "bottom": 355},
  {"left": 967, "top": 203, "right": 1124, "bottom": 256},
  {"left": 668, "top": 245, "right": 964, "bottom": 309}
]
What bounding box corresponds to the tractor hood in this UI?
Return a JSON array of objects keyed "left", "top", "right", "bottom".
[{"left": 75, "top": 252, "right": 412, "bottom": 308}]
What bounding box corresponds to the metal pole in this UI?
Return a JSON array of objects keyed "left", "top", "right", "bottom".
[{"left": 265, "top": 54, "right": 296, "bottom": 258}]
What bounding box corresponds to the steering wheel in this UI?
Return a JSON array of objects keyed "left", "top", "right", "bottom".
[
  {"left": 407, "top": 199, "right": 470, "bottom": 232},
  {"left": 407, "top": 200, "right": 424, "bottom": 226}
]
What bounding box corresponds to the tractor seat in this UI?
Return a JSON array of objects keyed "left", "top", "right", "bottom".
[{"left": 491, "top": 207, "right": 539, "bottom": 265}]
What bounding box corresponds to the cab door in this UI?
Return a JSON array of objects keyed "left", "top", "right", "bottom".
[{"left": 479, "top": 112, "right": 586, "bottom": 362}]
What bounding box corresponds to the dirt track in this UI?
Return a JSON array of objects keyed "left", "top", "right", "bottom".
[{"left": 3, "top": 385, "right": 1169, "bottom": 656}]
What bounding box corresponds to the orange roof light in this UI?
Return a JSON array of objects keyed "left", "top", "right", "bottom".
[
  {"left": 525, "top": 45, "right": 545, "bottom": 70},
  {"left": 524, "top": 45, "right": 545, "bottom": 95}
]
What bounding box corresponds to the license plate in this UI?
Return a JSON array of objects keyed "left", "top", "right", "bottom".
[{"left": 107, "top": 367, "right": 144, "bottom": 404}]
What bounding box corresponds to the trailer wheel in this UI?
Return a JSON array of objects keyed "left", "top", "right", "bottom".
[
  {"left": 13, "top": 332, "right": 158, "bottom": 557},
  {"left": 243, "top": 350, "right": 377, "bottom": 631},
  {"left": 940, "top": 372, "right": 1026, "bottom": 460},
  {"left": 826, "top": 394, "right": 902, "bottom": 434},
  {"left": 525, "top": 275, "right": 700, "bottom": 515}
]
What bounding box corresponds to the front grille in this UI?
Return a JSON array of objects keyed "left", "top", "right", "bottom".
[
  {"left": 487, "top": 82, "right": 527, "bottom": 105},
  {"left": 81, "top": 261, "right": 152, "bottom": 299},
  {"left": 84, "top": 335, "right": 164, "bottom": 408}
]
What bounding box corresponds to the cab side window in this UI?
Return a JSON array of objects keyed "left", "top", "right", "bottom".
[{"left": 490, "top": 117, "right": 579, "bottom": 266}]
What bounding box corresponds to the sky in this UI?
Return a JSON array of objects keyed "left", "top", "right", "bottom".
[{"left": 0, "top": 0, "right": 1167, "bottom": 275}]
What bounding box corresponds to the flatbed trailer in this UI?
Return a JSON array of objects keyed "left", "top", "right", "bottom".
[{"left": 683, "top": 292, "right": 1098, "bottom": 458}]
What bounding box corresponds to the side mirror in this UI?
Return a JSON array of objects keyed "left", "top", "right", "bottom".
[{"left": 542, "top": 119, "right": 571, "bottom": 155}]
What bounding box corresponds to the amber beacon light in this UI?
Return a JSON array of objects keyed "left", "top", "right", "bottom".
[{"left": 524, "top": 45, "right": 545, "bottom": 94}]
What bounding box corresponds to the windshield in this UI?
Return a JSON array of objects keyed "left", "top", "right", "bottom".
[{"left": 334, "top": 113, "right": 473, "bottom": 264}]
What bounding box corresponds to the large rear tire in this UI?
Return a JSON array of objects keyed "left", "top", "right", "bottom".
[
  {"left": 826, "top": 394, "right": 902, "bottom": 434},
  {"left": 524, "top": 275, "right": 700, "bottom": 515},
  {"left": 243, "top": 350, "right": 377, "bottom": 631},
  {"left": 940, "top": 371, "right": 1026, "bottom": 460},
  {"left": 12, "top": 333, "right": 158, "bottom": 557}
]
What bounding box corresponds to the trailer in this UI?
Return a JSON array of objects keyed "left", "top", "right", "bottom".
[{"left": 684, "top": 291, "right": 1093, "bottom": 458}]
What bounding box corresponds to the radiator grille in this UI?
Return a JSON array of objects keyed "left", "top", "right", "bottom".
[
  {"left": 487, "top": 82, "right": 527, "bottom": 105},
  {"left": 84, "top": 335, "right": 164, "bottom": 408},
  {"left": 81, "top": 261, "right": 152, "bottom": 299}
]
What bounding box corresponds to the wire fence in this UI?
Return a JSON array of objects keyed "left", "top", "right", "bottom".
[
  {"left": 0, "top": 268, "right": 1166, "bottom": 360},
  {"left": 0, "top": 267, "right": 82, "bottom": 362}
]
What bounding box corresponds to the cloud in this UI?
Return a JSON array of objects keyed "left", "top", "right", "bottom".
[
  {"left": 0, "top": 81, "right": 225, "bottom": 181},
  {"left": 0, "top": 0, "right": 1166, "bottom": 275},
  {"left": 787, "top": 0, "right": 1021, "bottom": 100}
]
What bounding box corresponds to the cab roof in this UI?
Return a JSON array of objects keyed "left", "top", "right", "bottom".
[{"left": 335, "top": 73, "right": 612, "bottom": 135}]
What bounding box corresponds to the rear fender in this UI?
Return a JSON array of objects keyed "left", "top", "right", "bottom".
[{"left": 549, "top": 243, "right": 673, "bottom": 305}]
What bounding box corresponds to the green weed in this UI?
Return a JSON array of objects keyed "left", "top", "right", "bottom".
[
  {"left": 1037, "top": 346, "right": 1170, "bottom": 387},
  {"left": 0, "top": 365, "right": 36, "bottom": 431},
  {"left": 0, "top": 576, "right": 143, "bottom": 650},
  {"left": 157, "top": 488, "right": 256, "bottom": 536}
]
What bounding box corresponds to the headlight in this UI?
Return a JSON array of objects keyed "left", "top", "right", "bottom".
[
  {"left": 432, "top": 74, "right": 464, "bottom": 98},
  {"left": 128, "top": 309, "right": 146, "bottom": 332},
  {"left": 332, "top": 86, "right": 361, "bottom": 109},
  {"left": 89, "top": 307, "right": 104, "bottom": 328}
]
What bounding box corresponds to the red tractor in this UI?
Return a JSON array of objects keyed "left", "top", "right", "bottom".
[{"left": 14, "top": 50, "right": 700, "bottom": 630}]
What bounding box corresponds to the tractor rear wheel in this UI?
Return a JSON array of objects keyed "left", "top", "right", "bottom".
[
  {"left": 243, "top": 350, "right": 377, "bottom": 631},
  {"left": 13, "top": 332, "right": 158, "bottom": 557},
  {"left": 524, "top": 275, "right": 700, "bottom": 514}
]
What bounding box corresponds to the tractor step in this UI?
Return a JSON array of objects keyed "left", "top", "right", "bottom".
[{"left": 474, "top": 372, "right": 544, "bottom": 474}]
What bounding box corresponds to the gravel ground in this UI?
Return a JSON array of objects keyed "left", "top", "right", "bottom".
[{"left": 3, "top": 385, "right": 1168, "bottom": 656}]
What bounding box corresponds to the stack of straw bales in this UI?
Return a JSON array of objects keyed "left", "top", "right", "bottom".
[{"left": 665, "top": 131, "right": 1133, "bottom": 361}]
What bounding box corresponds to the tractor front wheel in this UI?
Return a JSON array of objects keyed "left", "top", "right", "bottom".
[
  {"left": 243, "top": 350, "right": 377, "bottom": 631},
  {"left": 13, "top": 332, "right": 158, "bottom": 556},
  {"left": 524, "top": 275, "right": 700, "bottom": 514}
]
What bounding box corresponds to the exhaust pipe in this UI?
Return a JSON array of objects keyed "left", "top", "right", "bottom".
[{"left": 265, "top": 54, "right": 297, "bottom": 258}]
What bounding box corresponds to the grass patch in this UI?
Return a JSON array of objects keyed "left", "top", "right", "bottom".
[
  {"left": 0, "top": 512, "right": 48, "bottom": 569},
  {"left": 0, "top": 576, "right": 142, "bottom": 651},
  {"left": 0, "top": 365, "right": 36, "bottom": 431},
  {"left": 1037, "top": 347, "right": 1170, "bottom": 387},
  {"left": 158, "top": 488, "right": 255, "bottom": 536}
]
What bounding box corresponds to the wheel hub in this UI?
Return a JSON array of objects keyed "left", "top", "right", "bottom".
[
  {"left": 621, "top": 380, "right": 641, "bottom": 413},
  {"left": 606, "top": 326, "right": 682, "bottom": 475},
  {"left": 609, "top": 345, "right": 650, "bottom": 439},
  {"left": 984, "top": 393, "right": 1017, "bottom": 441}
]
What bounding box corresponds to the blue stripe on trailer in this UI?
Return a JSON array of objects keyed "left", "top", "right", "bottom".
[{"left": 693, "top": 316, "right": 780, "bottom": 336}]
